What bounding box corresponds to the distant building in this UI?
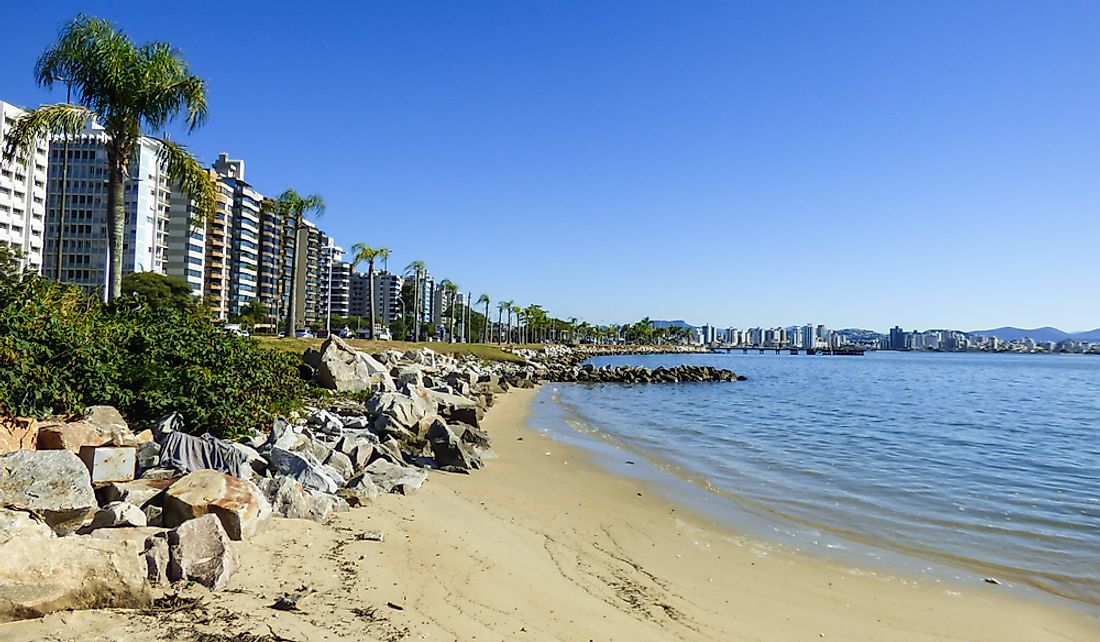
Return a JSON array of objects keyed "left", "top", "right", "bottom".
[
  {"left": 329, "top": 259, "right": 351, "bottom": 319},
  {"left": 889, "top": 325, "right": 907, "bottom": 350},
  {"left": 0, "top": 101, "right": 49, "bottom": 275}
]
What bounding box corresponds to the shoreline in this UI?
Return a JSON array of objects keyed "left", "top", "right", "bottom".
[{"left": 3, "top": 385, "right": 1097, "bottom": 640}]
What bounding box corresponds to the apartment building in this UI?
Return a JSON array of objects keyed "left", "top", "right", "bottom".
[
  {"left": 40, "top": 120, "right": 170, "bottom": 295},
  {"left": 0, "top": 101, "right": 48, "bottom": 275}
]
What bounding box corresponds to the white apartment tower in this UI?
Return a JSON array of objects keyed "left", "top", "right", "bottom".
[
  {"left": 0, "top": 101, "right": 49, "bottom": 274},
  {"left": 42, "top": 119, "right": 171, "bottom": 294}
]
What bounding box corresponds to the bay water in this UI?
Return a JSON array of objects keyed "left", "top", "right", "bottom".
[{"left": 530, "top": 351, "right": 1100, "bottom": 607}]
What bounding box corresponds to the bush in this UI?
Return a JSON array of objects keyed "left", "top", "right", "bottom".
[{"left": 0, "top": 275, "right": 304, "bottom": 439}]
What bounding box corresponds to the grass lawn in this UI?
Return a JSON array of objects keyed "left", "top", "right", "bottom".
[{"left": 256, "top": 337, "right": 530, "bottom": 364}]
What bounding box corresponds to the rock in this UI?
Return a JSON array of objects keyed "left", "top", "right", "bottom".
[
  {"left": 268, "top": 447, "right": 340, "bottom": 494},
  {"left": 166, "top": 513, "right": 239, "bottom": 591},
  {"left": 163, "top": 469, "right": 272, "bottom": 541},
  {"left": 445, "top": 406, "right": 480, "bottom": 428},
  {"left": 83, "top": 406, "right": 131, "bottom": 439},
  {"left": 0, "top": 450, "right": 97, "bottom": 535},
  {"left": 393, "top": 365, "right": 424, "bottom": 388},
  {"left": 334, "top": 435, "right": 374, "bottom": 470},
  {"left": 144, "top": 505, "right": 163, "bottom": 527},
  {"left": 0, "top": 508, "right": 149, "bottom": 622},
  {"left": 258, "top": 477, "right": 338, "bottom": 523},
  {"left": 0, "top": 417, "right": 38, "bottom": 455},
  {"left": 338, "top": 472, "right": 381, "bottom": 506},
  {"left": 364, "top": 459, "right": 428, "bottom": 495},
  {"left": 143, "top": 536, "right": 169, "bottom": 586},
  {"left": 86, "top": 501, "right": 147, "bottom": 530},
  {"left": 373, "top": 436, "right": 407, "bottom": 465},
  {"left": 36, "top": 420, "right": 110, "bottom": 452},
  {"left": 99, "top": 478, "right": 176, "bottom": 508},
  {"left": 315, "top": 335, "right": 396, "bottom": 393},
  {"left": 141, "top": 467, "right": 181, "bottom": 481},
  {"left": 367, "top": 392, "right": 433, "bottom": 430},
  {"left": 135, "top": 440, "right": 160, "bottom": 474},
  {"left": 356, "top": 529, "right": 384, "bottom": 542},
  {"left": 324, "top": 449, "right": 355, "bottom": 480},
  {"left": 424, "top": 388, "right": 478, "bottom": 412},
  {"left": 306, "top": 409, "right": 344, "bottom": 436},
  {"left": 426, "top": 422, "right": 483, "bottom": 471},
  {"left": 267, "top": 418, "right": 310, "bottom": 452}
]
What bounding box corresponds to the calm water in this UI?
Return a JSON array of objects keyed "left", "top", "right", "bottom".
[{"left": 533, "top": 351, "right": 1100, "bottom": 606}]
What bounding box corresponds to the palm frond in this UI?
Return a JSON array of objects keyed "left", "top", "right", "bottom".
[
  {"left": 138, "top": 41, "right": 207, "bottom": 132},
  {"left": 2, "top": 103, "right": 96, "bottom": 163},
  {"left": 153, "top": 138, "right": 217, "bottom": 227}
]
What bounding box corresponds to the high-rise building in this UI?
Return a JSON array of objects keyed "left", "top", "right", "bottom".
[
  {"left": 202, "top": 175, "right": 234, "bottom": 319},
  {"left": 257, "top": 195, "right": 296, "bottom": 328},
  {"left": 0, "top": 101, "right": 49, "bottom": 275},
  {"left": 329, "top": 259, "right": 351, "bottom": 319},
  {"left": 294, "top": 220, "right": 337, "bottom": 327},
  {"left": 165, "top": 170, "right": 210, "bottom": 295},
  {"left": 210, "top": 154, "right": 262, "bottom": 317},
  {"left": 42, "top": 120, "right": 170, "bottom": 295},
  {"left": 889, "top": 325, "right": 907, "bottom": 350}
]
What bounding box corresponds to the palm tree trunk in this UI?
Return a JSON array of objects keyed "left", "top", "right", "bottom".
[
  {"left": 286, "top": 213, "right": 301, "bottom": 337},
  {"left": 367, "top": 259, "right": 376, "bottom": 340},
  {"left": 105, "top": 149, "right": 125, "bottom": 302}
]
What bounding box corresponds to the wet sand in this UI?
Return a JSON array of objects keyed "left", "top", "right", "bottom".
[{"left": 3, "top": 386, "right": 1097, "bottom": 641}]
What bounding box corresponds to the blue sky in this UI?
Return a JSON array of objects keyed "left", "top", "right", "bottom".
[{"left": 3, "top": 1, "right": 1099, "bottom": 332}]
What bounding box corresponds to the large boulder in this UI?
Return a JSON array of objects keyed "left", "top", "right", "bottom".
[
  {"left": 426, "top": 422, "right": 483, "bottom": 472},
  {"left": 268, "top": 447, "right": 341, "bottom": 494},
  {"left": 36, "top": 406, "right": 137, "bottom": 452},
  {"left": 0, "top": 450, "right": 97, "bottom": 535},
  {"left": 0, "top": 508, "right": 149, "bottom": 623},
  {"left": 0, "top": 417, "right": 38, "bottom": 455},
  {"left": 315, "top": 335, "right": 397, "bottom": 393},
  {"left": 334, "top": 434, "right": 374, "bottom": 470},
  {"left": 367, "top": 392, "right": 434, "bottom": 429},
  {"left": 166, "top": 514, "right": 238, "bottom": 591},
  {"left": 258, "top": 477, "right": 339, "bottom": 523},
  {"left": 163, "top": 469, "right": 272, "bottom": 541},
  {"left": 364, "top": 459, "right": 428, "bottom": 495}
]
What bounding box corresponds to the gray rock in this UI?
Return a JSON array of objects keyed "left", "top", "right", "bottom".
[
  {"left": 258, "top": 477, "right": 338, "bottom": 523},
  {"left": 268, "top": 447, "right": 339, "bottom": 494},
  {"left": 364, "top": 459, "right": 428, "bottom": 495},
  {"left": 99, "top": 478, "right": 175, "bottom": 508},
  {"left": 167, "top": 513, "right": 239, "bottom": 591},
  {"left": 338, "top": 471, "right": 381, "bottom": 506},
  {"left": 324, "top": 449, "right": 355, "bottom": 481},
  {"left": 315, "top": 335, "right": 397, "bottom": 393},
  {"left": 306, "top": 409, "right": 344, "bottom": 436},
  {"left": 426, "top": 422, "right": 483, "bottom": 472},
  {"left": 135, "top": 441, "right": 160, "bottom": 475},
  {"left": 0, "top": 508, "right": 150, "bottom": 623},
  {"left": 393, "top": 365, "right": 425, "bottom": 388},
  {"left": 356, "top": 529, "right": 384, "bottom": 542},
  {"left": 0, "top": 450, "right": 97, "bottom": 535},
  {"left": 334, "top": 435, "right": 374, "bottom": 470},
  {"left": 367, "top": 392, "right": 433, "bottom": 430},
  {"left": 87, "top": 501, "right": 147, "bottom": 530}
]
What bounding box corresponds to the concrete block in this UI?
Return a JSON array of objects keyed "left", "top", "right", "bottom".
[{"left": 79, "top": 446, "right": 136, "bottom": 483}]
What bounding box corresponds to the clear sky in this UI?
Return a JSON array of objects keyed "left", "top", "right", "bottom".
[{"left": 3, "top": 1, "right": 1099, "bottom": 332}]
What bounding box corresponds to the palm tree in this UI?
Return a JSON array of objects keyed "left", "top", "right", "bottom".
[
  {"left": 264, "top": 189, "right": 324, "bottom": 337},
  {"left": 2, "top": 14, "right": 216, "bottom": 301},
  {"left": 404, "top": 260, "right": 425, "bottom": 341},
  {"left": 351, "top": 243, "right": 390, "bottom": 340},
  {"left": 512, "top": 304, "right": 523, "bottom": 344},
  {"left": 499, "top": 299, "right": 515, "bottom": 344},
  {"left": 497, "top": 300, "right": 510, "bottom": 345},
  {"left": 477, "top": 294, "right": 491, "bottom": 343}
]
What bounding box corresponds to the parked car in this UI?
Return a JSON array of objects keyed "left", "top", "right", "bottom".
[
  {"left": 294, "top": 328, "right": 315, "bottom": 339},
  {"left": 222, "top": 323, "right": 250, "bottom": 337}
]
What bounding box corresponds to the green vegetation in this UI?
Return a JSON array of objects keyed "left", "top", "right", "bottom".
[
  {"left": 120, "top": 272, "right": 195, "bottom": 312},
  {"left": 0, "top": 275, "right": 304, "bottom": 440},
  {"left": 0, "top": 244, "right": 22, "bottom": 282},
  {"left": 2, "top": 14, "right": 217, "bottom": 301}
]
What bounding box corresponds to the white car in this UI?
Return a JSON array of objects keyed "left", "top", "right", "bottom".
[
  {"left": 223, "top": 324, "right": 250, "bottom": 337},
  {"left": 294, "top": 328, "right": 315, "bottom": 339}
]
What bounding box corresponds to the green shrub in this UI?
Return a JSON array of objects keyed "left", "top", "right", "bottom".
[{"left": 0, "top": 275, "right": 304, "bottom": 439}]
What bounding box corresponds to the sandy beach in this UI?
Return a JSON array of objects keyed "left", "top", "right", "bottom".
[{"left": 3, "top": 386, "right": 1097, "bottom": 641}]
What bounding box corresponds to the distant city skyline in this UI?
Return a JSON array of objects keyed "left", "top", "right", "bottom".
[{"left": 2, "top": 2, "right": 1098, "bottom": 330}]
